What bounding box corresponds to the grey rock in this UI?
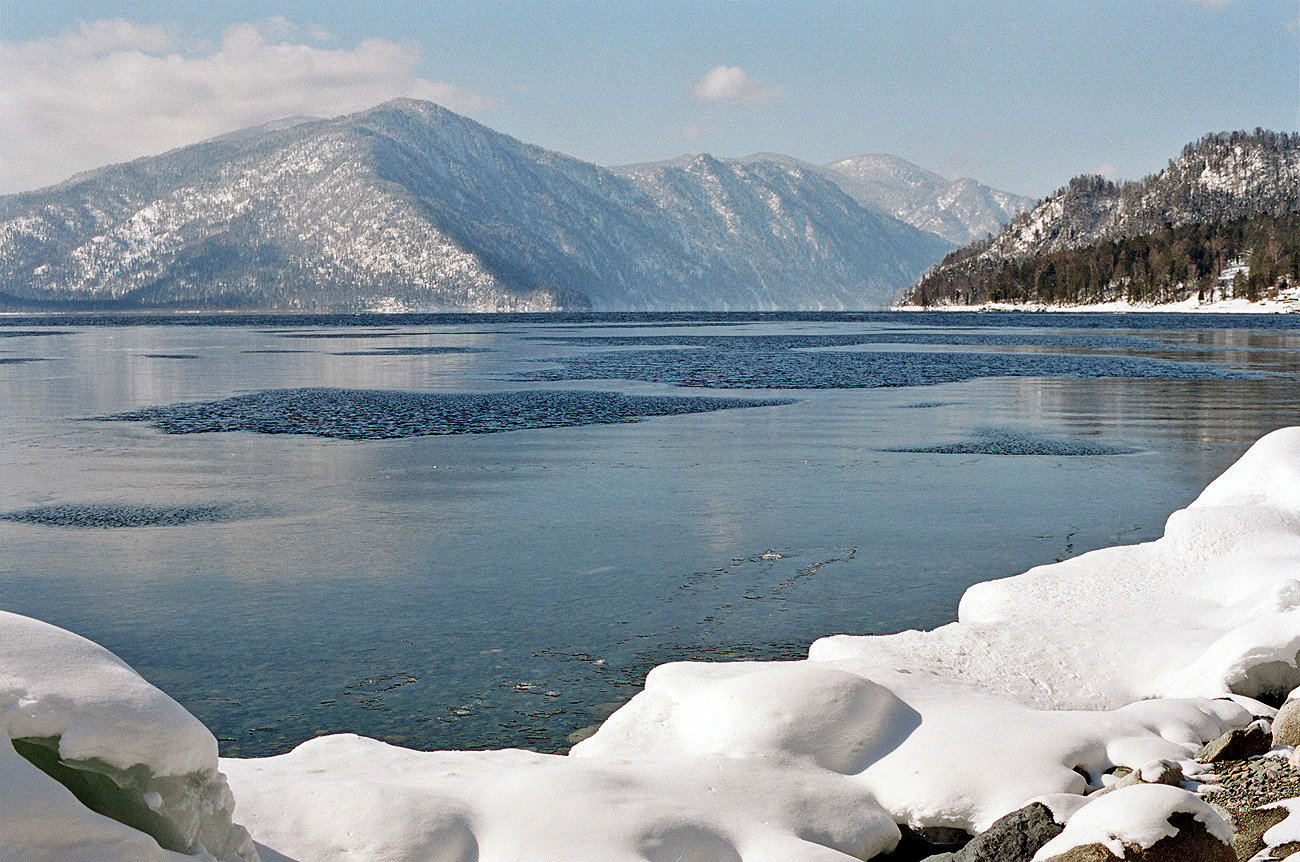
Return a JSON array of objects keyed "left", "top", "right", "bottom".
[
  {"left": 1196, "top": 721, "right": 1272, "bottom": 762},
  {"left": 950, "top": 801, "right": 1064, "bottom": 862},
  {"left": 1038, "top": 811, "right": 1235, "bottom": 862},
  {"left": 1273, "top": 696, "right": 1300, "bottom": 747}
]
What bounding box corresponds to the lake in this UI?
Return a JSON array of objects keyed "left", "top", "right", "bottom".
[{"left": 0, "top": 311, "right": 1297, "bottom": 756}]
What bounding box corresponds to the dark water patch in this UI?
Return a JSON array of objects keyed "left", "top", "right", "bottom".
[
  {"left": 332, "top": 346, "right": 491, "bottom": 356},
  {"left": 271, "top": 331, "right": 424, "bottom": 339},
  {"left": 885, "top": 429, "right": 1141, "bottom": 456},
  {"left": 898, "top": 401, "right": 962, "bottom": 409},
  {"left": 0, "top": 503, "right": 250, "bottom": 529},
  {"left": 0, "top": 330, "right": 67, "bottom": 338},
  {"left": 530, "top": 331, "right": 1171, "bottom": 352},
  {"left": 522, "top": 348, "right": 1263, "bottom": 390},
  {"left": 96, "top": 388, "right": 794, "bottom": 440},
  {"left": 4, "top": 310, "right": 1300, "bottom": 330},
  {"left": 0, "top": 357, "right": 46, "bottom": 365},
  {"left": 141, "top": 353, "right": 200, "bottom": 360}
]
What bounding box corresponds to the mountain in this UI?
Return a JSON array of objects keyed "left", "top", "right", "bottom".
[
  {"left": 824, "top": 154, "right": 1034, "bottom": 246},
  {"left": 905, "top": 130, "right": 1300, "bottom": 307},
  {"left": 0, "top": 100, "right": 950, "bottom": 312},
  {"left": 728, "top": 152, "right": 1033, "bottom": 246}
]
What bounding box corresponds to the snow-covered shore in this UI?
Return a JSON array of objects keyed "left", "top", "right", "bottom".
[
  {"left": 4, "top": 428, "right": 1300, "bottom": 860},
  {"left": 895, "top": 290, "right": 1300, "bottom": 315}
]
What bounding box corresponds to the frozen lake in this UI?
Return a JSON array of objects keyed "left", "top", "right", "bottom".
[{"left": 0, "top": 311, "right": 1297, "bottom": 755}]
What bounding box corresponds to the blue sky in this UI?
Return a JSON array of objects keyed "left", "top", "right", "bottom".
[{"left": 2, "top": 1, "right": 1297, "bottom": 197}]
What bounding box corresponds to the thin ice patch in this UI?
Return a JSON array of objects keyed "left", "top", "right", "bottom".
[
  {"left": 0, "top": 503, "right": 250, "bottom": 529},
  {"left": 94, "top": 388, "right": 793, "bottom": 440},
  {"left": 523, "top": 348, "right": 1261, "bottom": 390}
]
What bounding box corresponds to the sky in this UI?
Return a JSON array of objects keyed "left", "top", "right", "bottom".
[{"left": 1, "top": 1, "right": 1297, "bottom": 198}]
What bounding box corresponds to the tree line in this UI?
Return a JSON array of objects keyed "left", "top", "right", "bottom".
[{"left": 906, "top": 210, "right": 1300, "bottom": 307}]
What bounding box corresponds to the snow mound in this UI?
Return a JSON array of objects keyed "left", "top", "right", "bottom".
[
  {"left": 221, "top": 733, "right": 900, "bottom": 862},
  {"left": 0, "top": 611, "right": 256, "bottom": 861}
]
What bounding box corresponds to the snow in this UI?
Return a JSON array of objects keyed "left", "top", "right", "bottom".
[
  {"left": 7, "top": 427, "right": 1300, "bottom": 859},
  {"left": 1259, "top": 799, "right": 1300, "bottom": 860},
  {"left": 0, "top": 612, "right": 256, "bottom": 860},
  {"left": 1031, "top": 784, "right": 1231, "bottom": 860}
]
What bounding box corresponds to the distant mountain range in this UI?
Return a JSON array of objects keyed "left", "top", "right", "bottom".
[
  {"left": 906, "top": 130, "right": 1300, "bottom": 308},
  {"left": 0, "top": 99, "right": 1031, "bottom": 312}
]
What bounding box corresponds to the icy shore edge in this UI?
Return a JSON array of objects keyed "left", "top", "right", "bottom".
[{"left": 4, "top": 428, "right": 1300, "bottom": 861}]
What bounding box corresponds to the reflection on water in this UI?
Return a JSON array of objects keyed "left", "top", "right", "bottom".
[{"left": 0, "top": 313, "right": 1297, "bottom": 756}]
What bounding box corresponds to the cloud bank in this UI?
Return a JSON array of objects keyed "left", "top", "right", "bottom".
[
  {"left": 0, "top": 18, "right": 497, "bottom": 193},
  {"left": 691, "top": 65, "right": 783, "bottom": 106}
]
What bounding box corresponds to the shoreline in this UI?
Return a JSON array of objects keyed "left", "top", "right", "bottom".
[
  {"left": 895, "top": 294, "right": 1300, "bottom": 315},
  {"left": 3, "top": 428, "right": 1300, "bottom": 860}
]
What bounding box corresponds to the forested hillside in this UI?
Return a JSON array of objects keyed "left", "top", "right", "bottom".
[{"left": 904, "top": 130, "right": 1300, "bottom": 307}]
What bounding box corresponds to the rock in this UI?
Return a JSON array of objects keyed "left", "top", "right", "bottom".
[
  {"left": 1091, "top": 759, "right": 1183, "bottom": 797},
  {"left": 1038, "top": 811, "right": 1235, "bottom": 862},
  {"left": 949, "top": 801, "right": 1064, "bottom": 861},
  {"left": 1273, "top": 695, "right": 1300, "bottom": 747},
  {"left": 1138, "top": 759, "right": 1184, "bottom": 786},
  {"left": 916, "top": 826, "right": 969, "bottom": 848},
  {"left": 1196, "top": 721, "right": 1273, "bottom": 762},
  {"left": 1229, "top": 805, "right": 1289, "bottom": 861}
]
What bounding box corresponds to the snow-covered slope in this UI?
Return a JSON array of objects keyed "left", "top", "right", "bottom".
[
  {"left": 723, "top": 151, "right": 1033, "bottom": 246},
  {"left": 0, "top": 100, "right": 950, "bottom": 312},
  {"left": 825, "top": 153, "right": 1034, "bottom": 246}
]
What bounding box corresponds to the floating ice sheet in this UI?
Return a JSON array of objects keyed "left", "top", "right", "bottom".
[{"left": 96, "top": 388, "right": 794, "bottom": 440}]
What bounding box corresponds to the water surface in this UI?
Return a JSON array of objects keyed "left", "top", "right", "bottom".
[{"left": 0, "top": 311, "right": 1296, "bottom": 755}]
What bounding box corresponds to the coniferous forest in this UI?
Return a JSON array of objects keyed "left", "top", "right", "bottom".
[{"left": 908, "top": 210, "right": 1300, "bottom": 307}]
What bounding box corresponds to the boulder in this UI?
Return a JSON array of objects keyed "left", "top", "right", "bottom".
[
  {"left": 1272, "top": 694, "right": 1300, "bottom": 747},
  {"left": 948, "top": 801, "right": 1064, "bottom": 861},
  {"left": 1196, "top": 720, "right": 1272, "bottom": 762},
  {"left": 1036, "top": 786, "right": 1234, "bottom": 862},
  {"left": 1038, "top": 811, "right": 1234, "bottom": 862}
]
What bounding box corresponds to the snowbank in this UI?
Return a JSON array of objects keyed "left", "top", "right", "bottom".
[
  {"left": 0, "top": 612, "right": 256, "bottom": 860},
  {"left": 7, "top": 428, "right": 1300, "bottom": 860}
]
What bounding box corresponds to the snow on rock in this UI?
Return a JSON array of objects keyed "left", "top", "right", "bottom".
[
  {"left": 1032, "top": 784, "right": 1233, "bottom": 861},
  {"left": 0, "top": 611, "right": 256, "bottom": 861}
]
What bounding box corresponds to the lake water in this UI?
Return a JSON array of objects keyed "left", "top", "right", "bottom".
[{"left": 1, "top": 311, "right": 1297, "bottom": 756}]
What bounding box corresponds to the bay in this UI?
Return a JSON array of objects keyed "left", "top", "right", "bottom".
[{"left": 0, "top": 311, "right": 1296, "bottom": 756}]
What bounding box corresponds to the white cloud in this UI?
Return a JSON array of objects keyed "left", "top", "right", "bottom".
[
  {"left": 681, "top": 121, "right": 704, "bottom": 142},
  {"left": 691, "top": 65, "right": 783, "bottom": 106},
  {"left": 0, "top": 18, "right": 498, "bottom": 193}
]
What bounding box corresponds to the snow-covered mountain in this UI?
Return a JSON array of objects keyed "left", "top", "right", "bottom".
[
  {"left": 824, "top": 154, "right": 1033, "bottom": 245},
  {"left": 0, "top": 99, "right": 949, "bottom": 312},
  {"left": 962, "top": 131, "right": 1300, "bottom": 266},
  {"left": 727, "top": 152, "right": 1032, "bottom": 246}
]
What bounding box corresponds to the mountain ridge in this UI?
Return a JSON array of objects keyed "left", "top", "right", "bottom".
[{"left": 0, "top": 99, "right": 950, "bottom": 312}]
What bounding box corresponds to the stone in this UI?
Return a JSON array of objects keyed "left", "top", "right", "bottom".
[
  {"left": 1038, "top": 811, "right": 1235, "bottom": 862},
  {"left": 1196, "top": 721, "right": 1273, "bottom": 762},
  {"left": 950, "top": 801, "right": 1064, "bottom": 862},
  {"left": 1273, "top": 695, "right": 1300, "bottom": 747}
]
